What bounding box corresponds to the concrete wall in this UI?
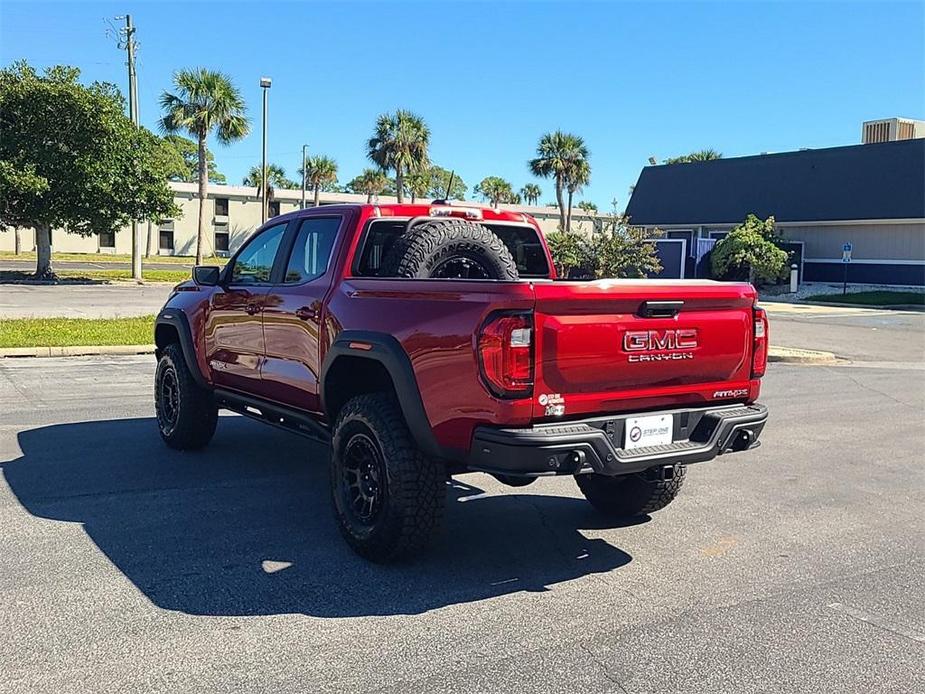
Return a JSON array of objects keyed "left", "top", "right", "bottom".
[{"left": 0, "top": 182, "right": 593, "bottom": 256}]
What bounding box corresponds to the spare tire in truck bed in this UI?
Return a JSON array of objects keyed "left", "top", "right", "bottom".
[{"left": 380, "top": 218, "right": 520, "bottom": 280}]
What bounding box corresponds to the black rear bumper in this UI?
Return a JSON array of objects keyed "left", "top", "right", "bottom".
[{"left": 468, "top": 403, "right": 768, "bottom": 478}]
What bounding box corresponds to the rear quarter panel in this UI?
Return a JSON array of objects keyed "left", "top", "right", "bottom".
[{"left": 324, "top": 278, "right": 536, "bottom": 452}]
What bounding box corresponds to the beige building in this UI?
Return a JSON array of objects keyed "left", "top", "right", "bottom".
[{"left": 0, "top": 182, "right": 599, "bottom": 257}]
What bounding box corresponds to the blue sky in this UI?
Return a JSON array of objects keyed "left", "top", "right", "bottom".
[{"left": 2, "top": 1, "right": 923, "bottom": 209}]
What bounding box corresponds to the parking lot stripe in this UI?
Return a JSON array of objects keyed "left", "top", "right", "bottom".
[{"left": 827, "top": 602, "right": 925, "bottom": 643}]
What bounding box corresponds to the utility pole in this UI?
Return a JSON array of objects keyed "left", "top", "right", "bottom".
[
  {"left": 121, "top": 14, "right": 142, "bottom": 280},
  {"left": 260, "top": 77, "right": 271, "bottom": 224},
  {"left": 301, "top": 144, "right": 308, "bottom": 210}
]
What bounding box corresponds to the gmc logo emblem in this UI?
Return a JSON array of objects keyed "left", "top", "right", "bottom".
[{"left": 623, "top": 329, "right": 698, "bottom": 352}]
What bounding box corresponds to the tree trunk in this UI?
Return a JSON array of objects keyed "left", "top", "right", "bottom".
[
  {"left": 555, "top": 174, "right": 566, "bottom": 231},
  {"left": 34, "top": 223, "right": 54, "bottom": 280},
  {"left": 196, "top": 133, "right": 208, "bottom": 264},
  {"left": 314, "top": 185, "right": 321, "bottom": 207},
  {"left": 146, "top": 221, "right": 156, "bottom": 258},
  {"left": 14, "top": 228, "right": 21, "bottom": 255},
  {"left": 566, "top": 189, "right": 574, "bottom": 233},
  {"left": 367, "top": 191, "right": 374, "bottom": 203},
  {"left": 411, "top": 190, "right": 417, "bottom": 204},
  {"left": 396, "top": 166, "right": 405, "bottom": 204}
]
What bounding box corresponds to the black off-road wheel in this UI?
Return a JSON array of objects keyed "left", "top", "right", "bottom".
[
  {"left": 575, "top": 466, "right": 687, "bottom": 517},
  {"left": 381, "top": 218, "right": 519, "bottom": 280},
  {"left": 330, "top": 393, "right": 446, "bottom": 562},
  {"left": 154, "top": 342, "right": 218, "bottom": 450}
]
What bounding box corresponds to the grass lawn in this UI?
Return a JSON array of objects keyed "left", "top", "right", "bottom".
[
  {"left": 804, "top": 290, "right": 925, "bottom": 306},
  {"left": 0, "top": 251, "right": 226, "bottom": 266},
  {"left": 0, "top": 316, "right": 155, "bottom": 348}
]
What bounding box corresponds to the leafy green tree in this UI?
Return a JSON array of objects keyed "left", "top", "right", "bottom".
[
  {"left": 664, "top": 149, "right": 722, "bottom": 164},
  {"left": 302, "top": 155, "right": 338, "bottom": 207},
  {"left": 426, "top": 166, "right": 467, "bottom": 200},
  {"left": 243, "top": 163, "right": 297, "bottom": 193},
  {"left": 530, "top": 131, "right": 589, "bottom": 231},
  {"left": 405, "top": 168, "right": 430, "bottom": 203},
  {"left": 347, "top": 168, "right": 390, "bottom": 202},
  {"left": 162, "top": 134, "right": 226, "bottom": 184},
  {"left": 159, "top": 68, "right": 249, "bottom": 264},
  {"left": 711, "top": 214, "right": 788, "bottom": 285},
  {"left": 0, "top": 61, "right": 177, "bottom": 278},
  {"left": 367, "top": 110, "right": 430, "bottom": 204},
  {"left": 520, "top": 183, "right": 542, "bottom": 205},
  {"left": 592, "top": 216, "right": 662, "bottom": 279},
  {"left": 577, "top": 201, "right": 598, "bottom": 215},
  {"left": 474, "top": 176, "right": 516, "bottom": 206},
  {"left": 546, "top": 203, "right": 661, "bottom": 280}
]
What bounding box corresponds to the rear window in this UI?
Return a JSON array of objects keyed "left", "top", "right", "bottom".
[{"left": 355, "top": 220, "right": 550, "bottom": 278}]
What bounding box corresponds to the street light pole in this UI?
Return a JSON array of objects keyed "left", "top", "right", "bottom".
[
  {"left": 123, "top": 14, "right": 142, "bottom": 280},
  {"left": 260, "top": 77, "right": 271, "bottom": 224},
  {"left": 301, "top": 144, "right": 309, "bottom": 210}
]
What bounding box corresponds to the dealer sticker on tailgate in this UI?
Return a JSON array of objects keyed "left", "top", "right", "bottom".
[{"left": 624, "top": 414, "right": 673, "bottom": 450}]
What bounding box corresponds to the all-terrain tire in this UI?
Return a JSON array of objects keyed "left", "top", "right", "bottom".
[
  {"left": 330, "top": 393, "right": 446, "bottom": 562},
  {"left": 154, "top": 342, "right": 218, "bottom": 450},
  {"left": 575, "top": 466, "right": 687, "bottom": 517},
  {"left": 381, "top": 218, "right": 519, "bottom": 280}
]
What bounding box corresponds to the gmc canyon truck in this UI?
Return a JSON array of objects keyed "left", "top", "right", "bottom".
[{"left": 154, "top": 202, "right": 768, "bottom": 561}]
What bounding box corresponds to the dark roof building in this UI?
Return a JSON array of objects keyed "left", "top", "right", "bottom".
[{"left": 626, "top": 139, "right": 925, "bottom": 286}]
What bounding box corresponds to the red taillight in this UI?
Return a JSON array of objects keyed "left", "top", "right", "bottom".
[
  {"left": 752, "top": 307, "right": 768, "bottom": 378},
  {"left": 478, "top": 311, "right": 534, "bottom": 398}
]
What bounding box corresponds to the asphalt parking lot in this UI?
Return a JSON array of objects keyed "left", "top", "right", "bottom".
[{"left": 1, "top": 308, "right": 923, "bottom": 693}]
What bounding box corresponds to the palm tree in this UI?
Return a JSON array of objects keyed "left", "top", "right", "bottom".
[
  {"left": 302, "top": 155, "right": 338, "bottom": 207},
  {"left": 405, "top": 169, "right": 430, "bottom": 203},
  {"left": 475, "top": 176, "right": 515, "bottom": 207},
  {"left": 159, "top": 68, "right": 249, "bottom": 263},
  {"left": 242, "top": 163, "right": 295, "bottom": 196},
  {"left": 366, "top": 110, "right": 430, "bottom": 204},
  {"left": 564, "top": 158, "right": 591, "bottom": 232},
  {"left": 350, "top": 168, "right": 389, "bottom": 202},
  {"left": 520, "top": 183, "right": 542, "bottom": 206},
  {"left": 664, "top": 149, "right": 723, "bottom": 164},
  {"left": 529, "top": 131, "right": 589, "bottom": 231}
]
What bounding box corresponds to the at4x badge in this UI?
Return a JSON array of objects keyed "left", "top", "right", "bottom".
[{"left": 538, "top": 392, "right": 565, "bottom": 417}]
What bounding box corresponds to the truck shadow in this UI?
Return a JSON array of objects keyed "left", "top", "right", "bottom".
[{"left": 2, "top": 417, "right": 638, "bottom": 618}]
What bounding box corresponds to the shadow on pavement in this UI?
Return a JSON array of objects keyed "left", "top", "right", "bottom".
[{"left": 1, "top": 417, "right": 637, "bottom": 617}]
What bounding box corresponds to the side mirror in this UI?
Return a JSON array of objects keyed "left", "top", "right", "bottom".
[{"left": 192, "top": 265, "right": 220, "bottom": 286}]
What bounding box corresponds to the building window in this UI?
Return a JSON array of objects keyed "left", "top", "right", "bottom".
[
  {"left": 99, "top": 231, "right": 116, "bottom": 248},
  {"left": 268, "top": 200, "right": 281, "bottom": 217},
  {"left": 708, "top": 231, "right": 728, "bottom": 240},
  {"left": 159, "top": 220, "right": 175, "bottom": 252},
  {"left": 215, "top": 223, "right": 229, "bottom": 254},
  {"left": 214, "top": 197, "right": 229, "bottom": 217}
]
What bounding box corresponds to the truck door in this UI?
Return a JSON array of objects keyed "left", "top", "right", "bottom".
[
  {"left": 205, "top": 221, "right": 288, "bottom": 393},
  {"left": 260, "top": 215, "right": 344, "bottom": 412}
]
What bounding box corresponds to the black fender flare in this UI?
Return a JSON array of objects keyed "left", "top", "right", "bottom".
[
  {"left": 154, "top": 309, "right": 209, "bottom": 389},
  {"left": 321, "top": 331, "right": 461, "bottom": 461}
]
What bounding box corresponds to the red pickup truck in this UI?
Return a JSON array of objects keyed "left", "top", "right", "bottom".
[{"left": 154, "top": 202, "right": 768, "bottom": 561}]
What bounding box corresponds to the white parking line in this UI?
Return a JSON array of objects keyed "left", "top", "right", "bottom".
[{"left": 827, "top": 602, "right": 925, "bottom": 643}]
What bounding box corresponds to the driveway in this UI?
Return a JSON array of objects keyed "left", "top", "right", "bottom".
[{"left": 0, "top": 310, "right": 923, "bottom": 692}]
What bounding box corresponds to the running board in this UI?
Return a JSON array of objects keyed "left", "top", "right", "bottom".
[{"left": 214, "top": 388, "right": 331, "bottom": 445}]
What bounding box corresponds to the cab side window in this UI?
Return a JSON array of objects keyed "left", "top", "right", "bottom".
[
  {"left": 283, "top": 217, "right": 341, "bottom": 284},
  {"left": 229, "top": 223, "right": 287, "bottom": 285}
]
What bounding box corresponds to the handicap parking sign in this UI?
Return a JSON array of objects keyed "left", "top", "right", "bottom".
[{"left": 842, "top": 242, "right": 852, "bottom": 263}]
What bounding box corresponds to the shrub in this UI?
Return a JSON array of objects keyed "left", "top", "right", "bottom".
[{"left": 711, "top": 214, "right": 788, "bottom": 285}]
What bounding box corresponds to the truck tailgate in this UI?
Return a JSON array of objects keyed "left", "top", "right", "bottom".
[{"left": 532, "top": 280, "right": 757, "bottom": 419}]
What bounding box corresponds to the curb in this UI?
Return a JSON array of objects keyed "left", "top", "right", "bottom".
[
  {"left": 768, "top": 346, "right": 840, "bottom": 364},
  {"left": 0, "top": 344, "right": 155, "bottom": 358},
  {"left": 800, "top": 300, "right": 924, "bottom": 312},
  {"left": 1, "top": 343, "right": 839, "bottom": 364}
]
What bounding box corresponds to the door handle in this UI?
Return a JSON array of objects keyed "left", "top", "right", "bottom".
[
  {"left": 295, "top": 306, "right": 319, "bottom": 321},
  {"left": 245, "top": 302, "right": 261, "bottom": 315}
]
